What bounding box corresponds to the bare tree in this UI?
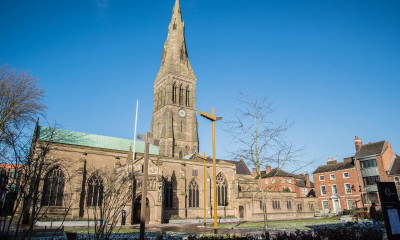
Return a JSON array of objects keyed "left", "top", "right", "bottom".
[
  {"left": 0, "top": 64, "right": 75, "bottom": 239},
  {"left": 0, "top": 64, "right": 45, "bottom": 156},
  {"left": 84, "top": 165, "right": 133, "bottom": 240},
  {"left": 0, "top": 123, "right": 77, "bottom": 240},
  {"left": 224, "top": 93, "right": 306, "bottom": 238}
]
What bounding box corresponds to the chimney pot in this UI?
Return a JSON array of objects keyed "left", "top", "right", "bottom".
[{"left": 355, "top": 136, "right": 363, "bottom": 152}]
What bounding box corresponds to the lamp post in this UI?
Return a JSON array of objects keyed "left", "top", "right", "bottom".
[
  {"left": 196, "top": 152, "right": 209, "bottom": 226},
  {"left": 199, "top": 108, "right": 222, "bottom": 234}
]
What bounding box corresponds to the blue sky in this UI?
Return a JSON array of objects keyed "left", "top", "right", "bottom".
[{"left": 1, "top": 0, "right": 399, "bottom": 176}]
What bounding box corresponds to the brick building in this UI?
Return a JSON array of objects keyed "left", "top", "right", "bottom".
[
  {"left": 0, "top": 164, "right": 24, "bottom": 215},
  {"left": 313, "top": 158, "right": 362, "bottom": 213},
  {"left": 257, "top": 166, "right": 315, "bottom": 198},
  {"left": 353, "top": 137, "right": 397, "bottom": 205},
  {"left": 313, "top": 136, "right": 399, "bottom": 213}
]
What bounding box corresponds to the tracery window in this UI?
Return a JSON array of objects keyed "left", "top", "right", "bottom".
[
  {"left": 41, "top": 167, "right": 65, "bottom": 206},
  {"left": 87, "top": 174, "right": 104, "bottom": 207},
  {"left": 188, "top": 179, "right": 199, "bottom": 208},
  {"left": 217, "top": 172, "right": 228, "bottom": 206},
  {"left": 163, "top": 177, "right": 174, "bottom": 208}
]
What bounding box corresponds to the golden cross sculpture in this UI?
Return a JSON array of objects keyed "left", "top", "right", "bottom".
[
  {"left": 196, "top": 152, "right": 210, "bottom": 226},
  {"left": 199, "top": 108, "right": 222, "bottom": 234}
]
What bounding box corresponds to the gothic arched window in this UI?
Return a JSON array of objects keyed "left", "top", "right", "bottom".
[
  {"left": 179, "top": 85, "right": 183, "bottom": 105},
  {"left": 217, "top": 172, "right": 228, "bottom": 206},
  {"left": 188, "top": 179, "right": 199, "bottom": 208},
  {"left": 87, "top": 174, "right": 104, "bottom": 207},
  {"left": 172, "top": 83, "right": 177, "bottom": 104},
  {"left": 163, "top": 177, "right": 173, "bottom": 208},
  {"left": 41, "top": 167, "right": 65, "bottom": 206},
  {"left": 186, "top": 86, "right": 190, "bottom": 106}
]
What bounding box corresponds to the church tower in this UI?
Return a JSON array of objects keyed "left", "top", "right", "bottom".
[{"left": 150, "top": 0, "right": 198, "bottom": 158}]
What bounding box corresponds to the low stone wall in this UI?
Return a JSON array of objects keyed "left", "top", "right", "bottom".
[
  {"left": 169, "top": 218, "right": 240, "bottom": 224},
  {"left": 35, "top": 221, "right": 102, "bottom": 227}
]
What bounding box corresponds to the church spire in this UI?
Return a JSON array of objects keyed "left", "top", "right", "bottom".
[{"left": 155, "top": 0, "right": 196, "bottom": 81}]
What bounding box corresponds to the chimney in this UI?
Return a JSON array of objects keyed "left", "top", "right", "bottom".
[
  {"left": 355, "top": 136, "right": 362, "bottom": 152},
  {"left": 265, "top": 166, "right": 271, "bottom": 173},
  {"left": 305, "top": 173, "right": 311, "bottom": 188},
  {"left": 344, "top": 157, "right": 353, "bottom": 163},
  {"left": 327, "top": 157, "right": 337, "bottom": 165},
  {"left": 252, "top": 168, "right": 257, "bottom": 176}
]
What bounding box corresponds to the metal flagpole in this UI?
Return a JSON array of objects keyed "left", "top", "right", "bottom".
[{"left": 133, "top": 100, "right": 139, "bottom": 161}]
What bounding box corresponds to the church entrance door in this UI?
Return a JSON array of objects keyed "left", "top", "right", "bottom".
[{"left": 132, "top": 195, "right": 150, "bottom": 224}]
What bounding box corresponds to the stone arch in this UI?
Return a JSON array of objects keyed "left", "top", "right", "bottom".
[{"left": 132, "top": 193, "right": 152, "bottom": 224}]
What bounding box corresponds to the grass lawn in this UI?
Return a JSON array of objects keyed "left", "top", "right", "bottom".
[
  {"left": 218, "top": 216, "right": 342, "bottom": 230},
  {"left": 66, "top": 228, "right": 140, "bottom": 234}
]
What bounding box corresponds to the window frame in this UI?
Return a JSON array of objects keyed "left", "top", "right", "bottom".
[
  {"left": 320, "top": 185, "right": 327, "bottom": 195},
  {"left": 319, "top": 175, "right": 325, "bottom": 181},
  {"left": 302, "top": 188, "right": 308, "bottom": 196},
  {"left": 331, "top": 184, "right": 338, "bottom": 194},
  {"left": 343, "top": 172, "right": 349, "bottom": 178},
  {"left": 322, "top": 200, "right": 329, "bottom": 210},
  {"left": 344, "top": 183, "right": 352, "bottom": 194},
  {"left": 330, "top": 174, "right": 336, "bottom": 180},
  {"left": 346, "top": 199, "right": 355, "bottom": 209}
]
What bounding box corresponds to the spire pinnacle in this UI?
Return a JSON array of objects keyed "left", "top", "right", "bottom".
[{"left": 155, "top": 0, "right": 195, "bottom": 81}]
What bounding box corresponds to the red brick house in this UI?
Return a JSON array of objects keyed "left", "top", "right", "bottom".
[
  {"left": 256, "top": 166, "right": 315, "bottom": 197},
  {"left": 313, "top": 158, "right": 362, "bottom": 213},
  {"left": 353, "top": 137, "right": 397, "bottom": 205}
]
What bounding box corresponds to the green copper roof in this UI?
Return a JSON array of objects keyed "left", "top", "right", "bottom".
[{"left": 37, "top": 126, "right": 159, "bottom": 155}]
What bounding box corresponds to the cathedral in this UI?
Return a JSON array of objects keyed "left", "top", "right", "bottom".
[{"left": 30, "top": 0, "right": 318, "bottom": 224}]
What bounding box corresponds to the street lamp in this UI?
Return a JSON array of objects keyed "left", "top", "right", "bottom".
[{"left": 199, "top": 108, "right": 222, "bottom": 234}]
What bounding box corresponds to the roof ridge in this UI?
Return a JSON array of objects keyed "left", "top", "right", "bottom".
[{"left": 39, "top": 126, "right": 137, "bottom": 142}]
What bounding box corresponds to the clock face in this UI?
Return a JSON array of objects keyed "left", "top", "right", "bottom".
[{"left": 178, "top": 109, "right": 186, "bottom": 118}]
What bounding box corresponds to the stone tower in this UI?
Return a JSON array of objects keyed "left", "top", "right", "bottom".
[{"left": 150, "top": 0, "right": 198, "bottom": 158}]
